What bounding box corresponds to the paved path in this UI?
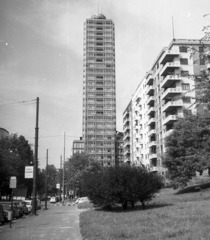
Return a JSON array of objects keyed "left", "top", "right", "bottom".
[{"left": 0, "top": 203, "right": 84, "bottom": 240}]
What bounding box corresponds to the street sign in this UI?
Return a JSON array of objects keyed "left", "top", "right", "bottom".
[
  {"left": 25, "top": 166, "right": 33, "bottom": 178},
  {"left": 9, "top": 176, "right": 17, "bottom": 188},
  {"left": 56, "top": 183, "right": 60, "bottom": 189}
]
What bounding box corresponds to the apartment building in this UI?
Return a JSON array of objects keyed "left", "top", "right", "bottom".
[
  {"left": 123, "top": 39, "right": 209, "bottom": 174},
  {"left": 72, "top": 137, "right": 84, "bottom": 155},
  {"left": 82, "top": 13, "right": 116, "bottom": 166}
]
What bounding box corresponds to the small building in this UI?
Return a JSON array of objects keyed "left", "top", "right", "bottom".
[{"left": 72, "top": 137, "right": 84, "bottom": 155}]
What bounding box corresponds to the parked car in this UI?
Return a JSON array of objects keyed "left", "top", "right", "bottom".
[
  {"left": 49, "top": 197, "right": 57, "bottom": 203},
  {"left": 23, "top": 200, "right": 32, "bottom": 213},
  {"left": 0, "top": 204, "right": 6, "bottom": 225},
  {"left": 15, "top": 201, "right": 29, "bottom": 215},
  {"left": 2, "top": 203, "right": 21, "bottom": 220},
  {"left": 13, "top": 202, "right": 24, "bottom": 217},
  {"left": 75, "top": 197, "right": 89, "bottom": 204}
]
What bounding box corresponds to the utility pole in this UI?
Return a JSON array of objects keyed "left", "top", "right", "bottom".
[
  {"left": 44, "top": 149, "right": 48, "bottom": 210},
  {"left": 60, "top": 155, "right": 62, "bottom": 201},
  {"left": 32, "top": 97, "right": 39, "bottom": 215},
  {"left": 63, "top": 132, "right": 66, "bottom": 203}
]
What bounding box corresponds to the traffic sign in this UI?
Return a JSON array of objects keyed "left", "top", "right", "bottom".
[
  {"left": 10, "top": 176, "right": 17, "bottom": 188},
  {"left": 25, "top": 166, "right": 33, "bottom": 178}
]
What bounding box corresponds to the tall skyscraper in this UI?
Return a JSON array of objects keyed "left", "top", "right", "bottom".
[{"left": 82, "top": 13, "right": 116, "bottom": 166}]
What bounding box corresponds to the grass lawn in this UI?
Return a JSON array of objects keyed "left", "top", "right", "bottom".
[{"left": 80, "top": 187, "right": 210, "bottom": 240}]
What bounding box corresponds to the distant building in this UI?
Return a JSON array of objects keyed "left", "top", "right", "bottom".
[
  {"left": 0, "top": 128, "right": 9, "bottom": 139},
  {"left": 82, "top": 13, "right": 116, "bottom": 166},
  {"left": 123, "top": 38, "right": 210, "bottom": 174},
  {"left": 72, "top": 137, "right": 84, "bottom": 155},
  {"left": 115, "top": 131, "right": 123, "bottom": 166}
]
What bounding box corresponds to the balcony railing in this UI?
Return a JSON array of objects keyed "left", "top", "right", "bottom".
[
  {"left": 148, "top": 153, "right": 157, "bottom": 160},
  {"left": 147, "top": 96, "right": 155, "bottom": 105},
  {"left": 148, "top": 117, "right": 155, "bottom": 125},
  {"left": 162, "top": 100, "right": 183, "bottom": 112},
  {"left": 145, "top": 72, "right": 154, "bottom": 85},
  {"left": 163, "top": 115, "right": 177, "bottom": 125},
  {"left": 160, "top": 62, "right": 180, "bottom": 77},
  {"left": 160, "top": 74, "right": 182, "bottom": 88},
  {"left": 146, "top": 86, "right": 154, "bottom": 96},
  {"left": 148, "top": 141, "right": 157, "bottom": 147},
  {"left": 147, "top": 107, "right": 155, "bottom": 115},
  {"left": 159, "top": 49, "right": 179, "bottom": 65},
  {"left": 148, "top": 129, "right": 156, "bottom": 136},
  {"left": 161, "top": 87, "right": 182, "bottom": 100}
]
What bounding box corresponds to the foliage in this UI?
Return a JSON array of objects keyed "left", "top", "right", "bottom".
[
  {"left": 81, "top": 164, "right": 162, "bottom": 210},
  {"left": 0, "top": 134, "right": 34, "bottom": 197},
  {"left": 80, "top": 188, "right": 210, "bottom": 240},
  {"left": 164, "top": 114, "right": 210, "bottom": 187},
  {"left": 66, "top": 152, "right": 95, "bottom": 197}
]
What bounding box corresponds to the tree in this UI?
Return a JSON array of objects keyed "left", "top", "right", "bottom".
[
  {"left": 66, "top": 152, "right": 95, "bottom": 197},
  {"left": 81, "top": 164, "right": 162, "bottom": 210},
  {"left": 164, "top": 114, "right": 210, "bottom": 187},
  {"left": 0, "top": 134, "right": 34, "bottom": 197}
]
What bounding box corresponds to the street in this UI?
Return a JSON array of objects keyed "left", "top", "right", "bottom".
[{"left": 0, "top": 203, "right": 84, "bottom": 240}]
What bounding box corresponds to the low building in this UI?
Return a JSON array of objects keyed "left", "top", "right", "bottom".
[{"left": 72, "top": 137, "right": 84, "bottom": 155}]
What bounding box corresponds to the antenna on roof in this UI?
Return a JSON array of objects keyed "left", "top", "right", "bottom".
[{"left": 172, "top": 16, "right": 175, "bottom": 40}]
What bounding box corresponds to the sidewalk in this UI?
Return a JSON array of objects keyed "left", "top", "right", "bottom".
[{"left": 0, "top": 203, "right": 84, "bottom": 240}]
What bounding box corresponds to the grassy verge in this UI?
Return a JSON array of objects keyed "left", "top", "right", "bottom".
[{"left": 80, "top": 188, "right": 210, "bottom": 240}]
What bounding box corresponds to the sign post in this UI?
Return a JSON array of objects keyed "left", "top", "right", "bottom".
[{"left": 9, "top": 176, "right": 16, "bottom": 228}]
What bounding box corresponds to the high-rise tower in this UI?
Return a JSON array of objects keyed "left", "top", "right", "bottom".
[{"left": 82, "top": 13, "right": 116, "bottom": 166}]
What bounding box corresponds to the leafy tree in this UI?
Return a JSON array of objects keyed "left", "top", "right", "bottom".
[
  {"left": 66, "top": 152, "right": 95, "bottom": 197},
  {"left": 164, "top": 114, "right": 210, "bottom": 187},
  {"left": 0, "top": 134, "right": 34, "bottom": 197},
  {"left": 81, "top": 165, "right": 162, "bottom": 210}
]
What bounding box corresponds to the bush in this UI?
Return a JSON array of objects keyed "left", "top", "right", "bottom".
[{"left": 81, "top": 165, "right": 162, "bottom": 210}]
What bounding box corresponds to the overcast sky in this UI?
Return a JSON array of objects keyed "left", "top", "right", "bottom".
[{"left": 0, "top": 0, "right": 209, "bottom": 169}]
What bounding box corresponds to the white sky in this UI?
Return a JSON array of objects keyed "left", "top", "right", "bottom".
[{"left": 0, "top": 0, "right": 209, "bottom": 169}]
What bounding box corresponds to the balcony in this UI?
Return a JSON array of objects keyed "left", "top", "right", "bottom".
[
  {"left": 146, "top": 86, "right": 154, "bottom": 96},
  {"left": 163, "top": 115, "right": 177, "bottom": 125},
  {"left": 159, "top": 49, "right": 179, "bottom": 65},
  {"left": 145, "top": 72, "right": 154, "bottom": 85},
  {"left": 160, "top": 74, "right": 182, "bottom": 88},
  {"left": 162, "top": 100, "right": 183, "bottom": 112},
  {"left": 206, "top": 62, "right": 210, "bottom": 70},
  {"left": 123, "top": 131, "right": 130, "bottom": 140},
  {"left": 147, "top": 107, "right": 155, "bottom": 115},
  {"left": 164, "top": 129, "right": 174, "bottom": 138},
  {"left": 124, "top": 140, "right": 130, "bottom": 148},
  {"left": 161, "top": 87, "right": 182, "bottom": 100},
  {"left": 148, "top": 153, "right": 157, "bottom": 160},
  {"left": 148, "top": 129, "right": 156, "bottom": 136},
  {"left": 148, "top": 141, "right": 157, "bottom": 148},
  {"left": 124, "top": 148, "right": 130, "bottom": 155},
  {"left": 148, "top": 117, "right": 155, "bottom": 126},
  {"left": 147, "top": 96, "right": 155, "bottom": 105},
  {"left": 160, "top": 62, "right": 180, "bottom": 77}
]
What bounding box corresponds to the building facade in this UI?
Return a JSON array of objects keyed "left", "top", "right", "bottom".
[
  {"left": 72, "top": 137, "right": 84, "bottom": 155},
  {"left": 123, "top": 39, "right": 209, "bottom": 174},
  {"left": 82, "top": 13, "right": 116, "bottom": 166}
]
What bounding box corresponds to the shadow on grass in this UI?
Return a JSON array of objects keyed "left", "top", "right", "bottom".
[
  {"left": 175, "top": 182, "right": 210, "bottom": 194},
  {"left": 94, "top": 202, "right": 173, "bottom": 213}
]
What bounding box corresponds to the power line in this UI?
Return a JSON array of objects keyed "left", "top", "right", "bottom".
[{"left": 0, "top": 99, "right": 36, "bottom": 107}]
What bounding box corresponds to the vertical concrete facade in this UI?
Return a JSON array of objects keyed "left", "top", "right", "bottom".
[
  {"left": 123, "top": 39, "right": 209, "bottom": 174},
  {"left": 82, "top": 14, "right": 116, "bottom": 166}
]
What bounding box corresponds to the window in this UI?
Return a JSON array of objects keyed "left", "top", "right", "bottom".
[
  {"left": 180, "top": 70, "right": 189, "bottom": 77},
  {"left": 180, "top": 58, "right": 188, "bottom": 65},
  {"left": 179, "top": 46, "right": 188, "bottom": 52},
  {"left": 182, "top": 83, "right": 190, "bottom": 90},
  {"left": 183, "top": 97, "right": 191, "bottom": 103}
]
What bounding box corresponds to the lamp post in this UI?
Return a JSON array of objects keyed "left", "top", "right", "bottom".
[{"left": 44, "top": 149, "right": 48, "bottom": 210}]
